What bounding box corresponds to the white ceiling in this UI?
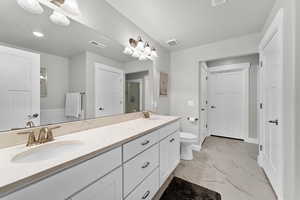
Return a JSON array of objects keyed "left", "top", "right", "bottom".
[
  {"left": 105, "top": 0, "right": 275, "bottom": 50},
  {"left": 0, "top": 0, "right": 133, "bottom": 62}
]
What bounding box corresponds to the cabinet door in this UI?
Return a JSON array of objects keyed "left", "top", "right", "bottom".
[
  {"left": 169, "top": 131, "right": 180, "bottom": 172},
  {"left": 159, "top": 132, "right": 180, "bottom": 186},
  {"left": 159, "top": 135, "right": 170, "bottom": 186},
  {"left": 70, "top": 167, "right": 122, "bottom": 200}
]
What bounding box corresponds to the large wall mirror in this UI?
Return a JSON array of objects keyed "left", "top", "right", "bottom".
[{"left": 0, "top": 0, "right": 155, "bottom": 132}]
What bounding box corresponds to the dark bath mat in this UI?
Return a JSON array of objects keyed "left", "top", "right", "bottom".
[{"left": 160, "top": 177, "right": 221, "bottom": 200}]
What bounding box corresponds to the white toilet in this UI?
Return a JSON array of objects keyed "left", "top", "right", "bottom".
[{"left": 180, "top": 132, "right": 197, "bottom": 160}]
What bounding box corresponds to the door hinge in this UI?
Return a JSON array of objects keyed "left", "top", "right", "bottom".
[
  {"left": 260, "top": 103, "right": 263, "bottom": 109},
  {"left": 259, "top": 145, "right": 263, "bottom": 151},
  {"left": 206, "top": 124, "right": 208, "bottom": 129},
  {"left": 206, "top": 76, "right": 208, "bottom": 80},
  {"left": 206, "top": 100, "right": 208, "bottom": 105}
]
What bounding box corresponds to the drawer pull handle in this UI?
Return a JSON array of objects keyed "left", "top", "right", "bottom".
[
  {"left": 142, "top": 190, "right": 151, "bottom": 199},
  {"left": 170, "top": 138, "right": 175, "bottom": 143},
  {"left": 141, "top": 140, "right": 150, "bottom": 146},
  {"left": 141, "top": 162, "right": 150, "bottom": 169}
]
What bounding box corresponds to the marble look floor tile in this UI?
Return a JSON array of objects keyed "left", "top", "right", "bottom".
[{"left": 174, "top": 136, "right": 277, "bottom": 200}]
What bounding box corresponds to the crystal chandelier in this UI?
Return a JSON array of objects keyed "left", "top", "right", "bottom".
[{"left": 123, "top": 36, "right": 158, "bottom": 61}]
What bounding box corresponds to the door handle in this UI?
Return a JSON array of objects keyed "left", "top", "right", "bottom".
[
  {"left": 268, "top": 119, "right": 279, "bottom": 126},
  {"left": 141, "top": 140, "right": 150, "bottom": 146},
  {"left": 28, "top": 113, "right": 39, "bottom": 119},
  {"left": 201, "top": 108, "right": 205, "bottom": 111},
  {"left": 210, "top": 106, "right": 216, "bottom": 109}
]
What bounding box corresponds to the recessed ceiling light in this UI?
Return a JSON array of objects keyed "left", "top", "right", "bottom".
[
  {"left": 166, "top": 39, "right": 178, "bottom": 47},
  {"left": 33, "top": 31, "right": 44, "bottom": 38}
]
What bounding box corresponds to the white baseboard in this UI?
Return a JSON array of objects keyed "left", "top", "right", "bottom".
[
  {"left": 192, "top": 144, "right": 201, "bottom": 152},
  {"left": 245, "top": 137, "right": 258, "bottom": 144}
]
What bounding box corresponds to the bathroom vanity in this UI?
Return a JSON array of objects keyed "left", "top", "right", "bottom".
[{"left": 0, "top": 115, "right": 180, "bottom": 200}]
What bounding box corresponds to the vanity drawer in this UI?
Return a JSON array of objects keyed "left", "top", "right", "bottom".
[
  {"left": 3, "top": 147, "right": 122, "bottom": 200},
  {"left": 123, "top": 144, "right": 159, "bottom": 197},
  {"left": 123, "top": 130, "right": 159, "bottom": 162},
  {"left": 159, "top": 121, "right": 180, "bottom": 141},
  {"left": 125, "top": 168, "right": 159, "bottom": 200}
]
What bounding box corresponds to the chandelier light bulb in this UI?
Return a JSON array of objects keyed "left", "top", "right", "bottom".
[
  {"left": 50, "top": 11, "right": 70, "bottom": 26},
  {"left": 144, "top": 43, "right": 151, "bottom": 55},
  {"left": 61, "top": 0, "right": 81, "bottom": 16},
  {"left": 16, "top": 0, "right": 44, "bottom": 15},
  {"left": 123, "top": 47, "right": 133, "bottom": 55},
  {"left": 151, "top": 48, "right": 158, "bottom": 58}
]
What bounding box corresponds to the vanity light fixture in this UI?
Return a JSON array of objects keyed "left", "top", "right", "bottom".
[
  {"left": 123, "top": 36, "right": 158, "bottom": 61},
  {"left": 16, "top": 0, "right": 44, "bottom": 14},
  {"left": 17, "top": 0, "right": 82, "bottom": 27},
  {"left": 33, "top": 31, "right": 44, "bottom": 38}
]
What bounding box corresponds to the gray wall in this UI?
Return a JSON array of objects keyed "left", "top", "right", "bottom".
[
  {"left": 206, "top": 54, "right": 259, "bottom": 139},
  {"left": 170, "top": 33, "right": 260, "bottom": 145},
  {"left": 40, "top": 53, "right": 69, "bottom": 109}
]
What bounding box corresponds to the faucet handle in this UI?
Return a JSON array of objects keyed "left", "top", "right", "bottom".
[{"left": 27, "top": 131, "right": 37, "bottom": 147}]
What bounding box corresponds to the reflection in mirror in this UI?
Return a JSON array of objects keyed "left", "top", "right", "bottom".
[{"left": 0, "top": 0, "right": 155, "bottom": 132}]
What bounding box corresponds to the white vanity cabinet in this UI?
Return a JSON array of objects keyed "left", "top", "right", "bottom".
[
  {"left": 159, "top": 131, "right": 180, "bottom": 186},
  {"left": 1, "top": 120, "right": 180, "bottom": 200}
]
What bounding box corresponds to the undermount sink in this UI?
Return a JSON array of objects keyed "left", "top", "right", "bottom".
[{"left": 11, "top": 140, "right": 84, "bottom": 163}]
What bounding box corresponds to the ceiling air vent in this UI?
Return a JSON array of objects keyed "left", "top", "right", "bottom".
[
  {"left": 166, "top": 39, "right": 178, "bottom": 47},
  {"left": 89, "top": 40, "right": 106, "bottom": 48},
  {"left": 212, "top": 0, "right": 227, "bottom": 7}
]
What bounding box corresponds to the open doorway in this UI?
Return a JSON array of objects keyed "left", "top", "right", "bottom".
[{"left": 125, "top": 71, "right": 149, "bottom": 113}]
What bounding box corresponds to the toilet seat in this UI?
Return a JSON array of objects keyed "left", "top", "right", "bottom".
[{"left": 180, "top": 132, "right": 197, "bottom": 143}]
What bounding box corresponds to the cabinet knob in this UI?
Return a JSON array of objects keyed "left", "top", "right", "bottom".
[
  {"left": 142, "top": 190, "right": 150, "bottom": 199},
  {"left": 169, "top": 138, "right": 175, "bottom": 143},
  {"left": 141, "top": 140, "right": 150, "bottom": 146},
  {"left": 141, "top": 162, "right": 150, "bottom": 169}
]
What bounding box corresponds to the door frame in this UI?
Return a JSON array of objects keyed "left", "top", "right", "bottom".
[
  {"left": 94, "top": 63, "right": 125, "bottom": 117},
  {"left": 208, "top": 63, "right": 250, "bottom": 141},
  {"left": 126, "top": 79, "right": 143, "bottom": 111},
  {"left": 258, "top": 8, "right": 284, "bottom": 199},
  {"left": 200, "top": 62, "right": 209, "bottom": 143}
]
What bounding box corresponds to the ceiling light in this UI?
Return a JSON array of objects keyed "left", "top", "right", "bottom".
[
  {"left": 50, "top": 11, "right": 70, "bottom": 26},
  {"left": 61, "top": 0, "right": 81, "bottom": 16},
  {"left": 16, "top": 0, "right": 44, "bottom": 14},
  {"left": 136, "top": 36, "right": 145, "bottom": 51},
  {"left": 33, "top": 31, "right": 44, "bottom": 38}
]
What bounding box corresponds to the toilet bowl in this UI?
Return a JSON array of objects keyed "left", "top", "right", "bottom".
[{"left": 180, "top": 132, "right": 197, "bottom": 160}]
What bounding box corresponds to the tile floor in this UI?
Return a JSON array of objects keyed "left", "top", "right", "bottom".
[{"left": 173, "top": 136, "right": 277, "bottom": 200}]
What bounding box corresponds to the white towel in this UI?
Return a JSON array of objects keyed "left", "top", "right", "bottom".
[{"left": 65, "top": 93, "right": 81, "bottom": 118}]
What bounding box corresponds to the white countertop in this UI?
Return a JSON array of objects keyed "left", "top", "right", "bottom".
[{"left": 0, "top": 115, "right": 180, "bottom": 195}]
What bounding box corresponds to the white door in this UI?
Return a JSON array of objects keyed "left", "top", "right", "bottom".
[
  {"left": 95, "top": 63, "right": 124, "bottom": 118},
  {"left": 259, "top": 9, "right": 283, "bottom": 198},
  {"left": 208, "top": 64, "right": 249, "bottom": 140},
  {"left": 0, "top": 46, "right": 40, "bottom": 131},
  {"left": 200, "top": 65, "right": 208, "bottom": 141},
  {"left": 71, "top": 167, "right": 122, "bottom": 200}
]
